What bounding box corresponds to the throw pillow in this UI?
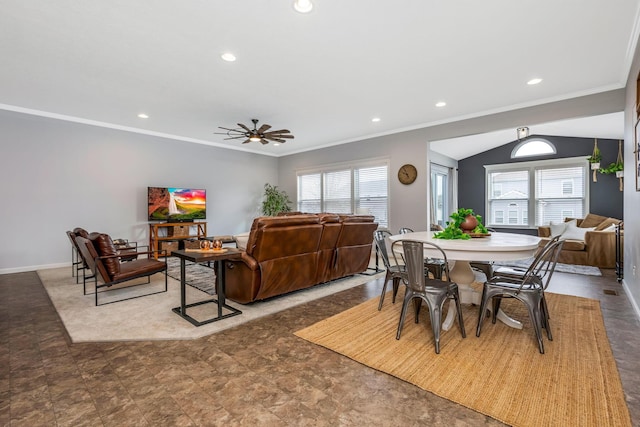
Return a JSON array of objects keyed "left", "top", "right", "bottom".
[
  {"left": 549, "top": 219, "right": 577, "bottom": 237},
  {"left": 561, "top": 222, "right": 595, "bottom": 241}
]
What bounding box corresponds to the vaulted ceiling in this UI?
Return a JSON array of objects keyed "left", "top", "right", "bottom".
[{"left": 1, "top": 1, "right": 638, "bottom": 158}]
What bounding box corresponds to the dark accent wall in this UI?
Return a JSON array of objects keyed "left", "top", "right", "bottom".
[{"left": 458, "top": 135, "right": 623, "bottom": 235}]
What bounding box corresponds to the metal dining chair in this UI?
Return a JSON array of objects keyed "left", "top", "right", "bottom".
[
  {"left": 476, "top": 238, "right": 565, "bottom": 354},
  {"left": 399, "top": 227, "right": 445, "bottom": 280},
  {"left": 374, "top": 230, "right": 407, "bottom": 310},
  {"left": 394, "top": 239, "right": 466, "bottom": 354},
  {"left": 469, "top": 227, "right": 497, "bottom": 280}
]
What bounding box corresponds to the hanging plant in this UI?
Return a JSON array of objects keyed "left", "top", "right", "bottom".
[{"left": 587, "top": 139, "right": 601, "bottom": 182}]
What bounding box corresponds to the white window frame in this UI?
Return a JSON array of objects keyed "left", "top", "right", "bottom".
[
  {"left": 484, "top": 156, "right": 589, "bottom": 229},
  {"left": 296, "top": 158, "right": 390, "bottom": 228}
]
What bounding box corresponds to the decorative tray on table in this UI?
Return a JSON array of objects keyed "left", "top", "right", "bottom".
[
  {"left": 466, "top": 232, "right": 491, "bottom": 238},
  {"left": 185, "top": 248, "right": 228, "bottom": 253}
]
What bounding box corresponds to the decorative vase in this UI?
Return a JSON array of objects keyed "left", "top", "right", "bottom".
[
  {"left": 212, "top": 239, "right": 223, "bottom": 250},
  {"left": 200, "top": 240, "right": 211, "bottom": 250},
  {"left": 459, "top": 215, "right": 478, "bottom": 232},
  {"left": 616, "top": 170, "right": 624, "bottom": 178},
  {"left": 590, "top": 162, "right": 600, "bottom": 170}
]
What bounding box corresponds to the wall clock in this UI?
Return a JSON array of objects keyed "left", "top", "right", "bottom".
[{"left": 398, "top": 164, "right": 417, "bottom": 185}]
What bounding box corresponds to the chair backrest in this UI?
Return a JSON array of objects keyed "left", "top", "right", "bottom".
[
  {"left": 519, "top": 237, "right": 565, "bottom": 291},
  {"left": 373, "top": 229, "right": 394, "bottom": 270},
  {"left": 399, "top": 227, "right": 414, "bottom": 234},
  {"left": 392, "top": 239, "right": 449, "bottom": 291}
]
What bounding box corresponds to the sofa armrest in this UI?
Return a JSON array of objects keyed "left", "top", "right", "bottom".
[
  {"left": 538, "top": 226, "right": 551, "bottom": 238},
  {"left": 585, "top": 230, "right": 617, "bottom": 268}
]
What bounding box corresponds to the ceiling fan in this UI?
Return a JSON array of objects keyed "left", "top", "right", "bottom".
[{"left": 216, "top": 119, "right": 295, "bottom": 145}]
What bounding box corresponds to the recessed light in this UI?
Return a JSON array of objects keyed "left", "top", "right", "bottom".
[
  {"left": 527, "top": 78, "right": 542, "bottom": 85},
  {"left": 293, "top": 0, "right": 313, "bottom": 13},
  {"left": 273, "top": 143, "right": 280, "bottom": 146},
  {"left": 371, "top": 117, "right": 381, "bottom": 122},
  {"left": 138, "top": 113, "right": 149, "bottom": 119},
  {"left": 221, "top": 52, "right": 236, "bottom": 62},
  {"left": 435, "top": 101, "right": 446, "bottom": 107}
]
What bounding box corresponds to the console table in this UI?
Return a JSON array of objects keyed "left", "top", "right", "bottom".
[
  {"left": 171, "top": 248, "right": 243, "bottom": 326},
  {"left": 149, "top": 222, "right": 206, "bottom": 259}
]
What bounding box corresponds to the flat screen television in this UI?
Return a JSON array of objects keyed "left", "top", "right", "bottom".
[{"left": 147, "top": 187, "right": 206, "bottom": 221}]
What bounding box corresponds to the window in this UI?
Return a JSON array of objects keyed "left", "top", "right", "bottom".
[
  {"left": 485, "top": 157, "right": 588, "bottom": 228},
  {"left": 297, "top": 161, "right": 389, "bottom": 227},
  {"left": 511, "top": 138, "right": 556, "bottom": 158},
  {"left": 561, "top": 179, "right": 574, "bottom": 196},
  {"left": 492, "top": 183, "right": 502, "bottom": 198}
]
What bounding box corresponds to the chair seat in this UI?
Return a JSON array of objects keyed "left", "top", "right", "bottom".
[{"left": 113, "top": 259, "right": 167, "bottom": 282}]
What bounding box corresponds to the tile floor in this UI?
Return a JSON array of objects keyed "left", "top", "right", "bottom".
[{"left": 1, "top": 267, "right": 638, "bottom": 426}]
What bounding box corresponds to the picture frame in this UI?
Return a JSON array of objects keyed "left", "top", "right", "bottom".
[{"left": 636, "top": 119, "right": 640, "bottom": 191}]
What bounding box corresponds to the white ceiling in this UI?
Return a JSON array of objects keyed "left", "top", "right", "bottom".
[{"left": 1, "top": 1, "right": 638, "bottom": 158}]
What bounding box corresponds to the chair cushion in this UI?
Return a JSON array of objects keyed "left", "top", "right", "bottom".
[
  {"left": 73, "top": 227, "right": 89, "bottom": 239},
  {"left": 113, "top": 259, "right": 166, "bottom": 281},
  {"left": 91, "top": 233, "right": 120, "bottom": 278}
]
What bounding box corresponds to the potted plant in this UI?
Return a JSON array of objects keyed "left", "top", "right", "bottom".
[
  {"left": 598, "top": 161, "right": 623, "bottom": 176},
  {"left": 261, "top": 183, "right": 292, "bottom": 216},
  {"left": 433, "top": 208, "right": 488, "bottom": 240},
  {"left": 587, "top": 146, "right": 601, "bottom": 170}
]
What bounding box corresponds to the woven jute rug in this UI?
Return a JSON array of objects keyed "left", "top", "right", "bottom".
[{"left": 295, "top": 289, "right": 631, "bottom": 427}]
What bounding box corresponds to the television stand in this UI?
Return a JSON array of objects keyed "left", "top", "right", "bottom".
[{"left": 149, "top": 222, "right": 207, "bottom": 259}]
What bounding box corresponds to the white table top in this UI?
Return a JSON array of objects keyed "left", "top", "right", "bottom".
[{"left": 389, "top": 231, "right": 541, "bottom": 262}]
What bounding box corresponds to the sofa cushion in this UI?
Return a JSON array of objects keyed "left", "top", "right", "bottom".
[
  {"left": 594, "top": 217, "right": 621, "bottom": 231},
  {"left": 561, "top": 222, "right": 595, "bottom": 241},
  {"left": 580, "top": 213, "right": 609, "bottom": 228}
]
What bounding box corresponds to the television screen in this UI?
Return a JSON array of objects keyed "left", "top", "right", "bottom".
[{"left": 148, "top": 187, "right": 206, "bottom": 221}]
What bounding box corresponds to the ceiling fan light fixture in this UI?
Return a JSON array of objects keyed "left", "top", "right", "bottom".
[
  {"left": 294, "top": 0, "right": 313, "bottom": 13},
  {"left": 249, "top": 135, "right": 262, "bottom": 142}
]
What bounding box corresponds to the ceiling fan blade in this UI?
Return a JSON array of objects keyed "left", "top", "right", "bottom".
[
  {"left": 241, "top": 138, "right": 251, "bottom": 144},
  {"left": 267, "top": 134, "right": 294, "bottom": 139},
  {"left": 271, "top": 138, "right": 287, "bottom": 143},
  {"left": 257, "top": 124, "right": 272, "bottom": 134},
  {"left": 237, "top": 123, "right": 252, "bottom": 132},
  {"left": 265, "top": 129, "right": 290, "bottom": 134},
  {"left": 221, "top": 135, "right": 248, "bottom": 140},
  {"left": 260, "top": 138, "right": 269, "bottom": 145}
]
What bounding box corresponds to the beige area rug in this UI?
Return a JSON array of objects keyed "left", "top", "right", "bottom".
[
  {"left": 39, "top": 267, "right": 383, "bottom": 343},
  {"left": 295, "top": 289, "right": 631, "bottom": 427}
]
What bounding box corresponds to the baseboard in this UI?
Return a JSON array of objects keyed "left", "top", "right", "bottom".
[
  {"left": 621, "top": 278, "right": 640, "bottom": 322},
  {"left": 0, "top": 262, "right": 68, "bottom": 275}
]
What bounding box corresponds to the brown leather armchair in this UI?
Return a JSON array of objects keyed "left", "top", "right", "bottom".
[{"left": 75, "top": 232, "right": 168, "bottom": 305}]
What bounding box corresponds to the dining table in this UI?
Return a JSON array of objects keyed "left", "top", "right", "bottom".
[{"left": 389, "top": 230, "right": 541, "bottom": 331}]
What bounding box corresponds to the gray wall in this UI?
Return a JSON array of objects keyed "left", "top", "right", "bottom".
[
  {"left": 457, "top": 135, "right": 624, "bottom": 235},
  {"left": 277, "top": 131, "right": 429, "bottom": 234},
  {"left": 0, "top": 110, "right": 278, "bottom": 273},
  {"left": 623, "top": 36, "right": 640, "bottom": 318}
]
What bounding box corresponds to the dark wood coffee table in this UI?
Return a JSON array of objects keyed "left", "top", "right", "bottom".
[{"left": 171, "top": 248, "right": 243, "bottom": 326}]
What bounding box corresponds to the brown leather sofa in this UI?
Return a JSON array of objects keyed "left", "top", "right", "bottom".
[
  {"left": 537, "top": 213, "right": 622, "bottom": 268},
  {"left": 224, "top": 213, "right": 378, "bottom": 303}
]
